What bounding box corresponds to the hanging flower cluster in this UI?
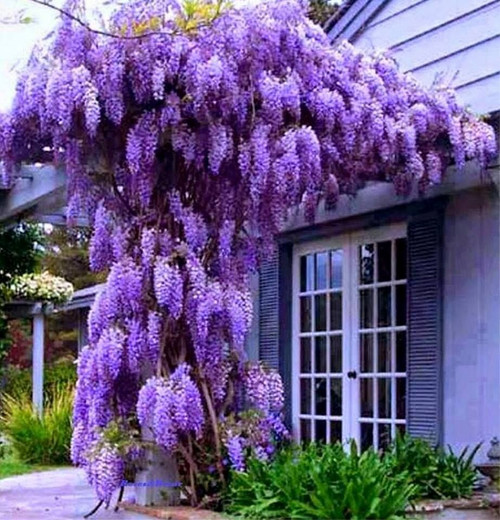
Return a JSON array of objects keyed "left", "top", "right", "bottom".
[
  {"left": 8, "top": 271, "right": 74, "bottom": 304},
  {"left": 0, "top": 0, "right": 496, "bottom": 507},
  {"left": 137, "top": 364, "right": 204, "bottom": 451},
  {"left": 220, "top": 363, "right": 289, "bottom": 473}
]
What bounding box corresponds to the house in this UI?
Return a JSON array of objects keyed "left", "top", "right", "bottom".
[{"left": 251, "top": 0, "right": 500, "bottom": 460}]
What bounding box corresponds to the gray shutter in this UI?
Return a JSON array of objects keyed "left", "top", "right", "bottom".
[
  {"left": 259, "top": 251, "right": 279, "bottom": 370},
  {"left": 258, "top": 245, "right": 293, "bottom": 427},
  {"left": 407, "top": 209, "right": 444, "bottom": 445}
]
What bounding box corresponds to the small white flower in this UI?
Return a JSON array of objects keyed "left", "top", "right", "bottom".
[{"left": 9, "top": 271, "right": 74, "bottom": 304}]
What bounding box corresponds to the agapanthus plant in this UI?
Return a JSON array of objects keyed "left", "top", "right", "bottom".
[{"left": 0, "top": 0, "right": 496, "bottom": 508}]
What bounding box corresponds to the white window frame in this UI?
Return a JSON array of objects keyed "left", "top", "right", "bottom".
[{"left": 291, "top": 222, "right": 407, "bottom": 447}]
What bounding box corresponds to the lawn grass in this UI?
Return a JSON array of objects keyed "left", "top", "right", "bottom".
[{"left": 0, "top": 450, "right": 59, "bottom": 480}]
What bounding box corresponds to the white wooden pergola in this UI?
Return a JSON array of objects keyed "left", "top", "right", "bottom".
[
  {"left": 0, "top": 164, "right": 98, "bottom": 414},
  {"left": 3, "top": 286, "right": 102, "bottom": 413}
]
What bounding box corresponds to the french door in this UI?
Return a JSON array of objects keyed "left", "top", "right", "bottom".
[{"left": 292, "top": 223, "right": 408, "bottom": 450}]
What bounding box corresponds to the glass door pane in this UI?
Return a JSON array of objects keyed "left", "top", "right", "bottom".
[
  {"left": 357, "top": 237, "right": 407, "bottom": 451},
  {"left": 297, "top": 248, "right": 344, "bottom": 444}
]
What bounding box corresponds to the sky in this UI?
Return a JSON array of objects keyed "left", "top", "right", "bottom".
[{"left": 0, "top": 0, "right": 60, "bottom": 111}]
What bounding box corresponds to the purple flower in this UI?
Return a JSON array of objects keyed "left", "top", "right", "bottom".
[
  {"left": 2, "top": 0, "right": 497, "bottom": 507},
  {"left": 89, "top": 204, "right": 113, "bottom": 272},
  {"left": 154, "top": 258, "right": 184, "bottom": 319},
  {"left": 139, "top": 365, "right": 204, "bottom": 452},
  {"left": 96, "top": 326, "right": 125, "bottom": 381},
  {"left": 126, "top": 318, "right": 146, "bottom": 373},
  {"left": 226, "top": 434, "right": 246, "bottom": 472},
  {"left": 245, "top": 364, "right": 285, "bottom": 414},
  {"left": 169, "top": 193, "right": 207, "bottom": 252},
  {"left": 147, "top": 311, "right": 162, "bottom": 364},
  {"left": 137, "top": 377, "right": 160, "bottom": 426},
  {"left": 88, "top": 444, "right": 124, "bottom": 505},
  {"left": 140, "top": 228, "right": 157, "bottom": 271}
]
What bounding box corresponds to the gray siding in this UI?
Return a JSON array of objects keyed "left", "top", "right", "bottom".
[
  {"left": 443, "top": 187, "right": 500, "bottom": 460},
  {"left": 331, "top": 0, "right": 500, "bottom": 115}
]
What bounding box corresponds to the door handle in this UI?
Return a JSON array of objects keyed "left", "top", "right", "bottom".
[{"left": 347, "top": 370, "right": 357, "bottom": 379}]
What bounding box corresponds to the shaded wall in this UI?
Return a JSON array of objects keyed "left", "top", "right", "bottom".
[{"left": 443, "top": 187, "right": 500, "bottom": 460}]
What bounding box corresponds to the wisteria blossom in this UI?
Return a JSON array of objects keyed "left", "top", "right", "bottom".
[{"left": 0, "top": 0, "right": 496, "bottom": 507}]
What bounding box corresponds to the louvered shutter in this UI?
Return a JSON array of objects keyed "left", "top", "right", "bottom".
[
  {"left": 259, "top": 251, "right": 280, "bottom": 370},
  {"left": 407, "top": 209, "right": 444, "bottom": 445}
]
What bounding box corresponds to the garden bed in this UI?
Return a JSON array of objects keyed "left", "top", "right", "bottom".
[{"left": 120, "top": 495, "right": 500, "bottom": 520}]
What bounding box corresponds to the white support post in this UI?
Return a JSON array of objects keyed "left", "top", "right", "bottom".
[
  {"left": 77, "top": 308, "right": 89, "bottom": 353},
  {"left": 32, "top": 310, "right": 44, "bottom": 415}
]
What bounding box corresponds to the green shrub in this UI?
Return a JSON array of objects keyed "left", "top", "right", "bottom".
[
  {"left": 44, "top": 360, "right": 77, "bottom": 391},
  {"left": 0, "top": 383, "right": 74, "bottom": 465},
  {"left": 225, "top": 442, "right": 417, "bottom": 519},
  {"left": 2, "top": 360, "right": 76, "bottom": 401},
  {"left": 2, "top": 365, "right": 31, "bottom": 398},
  {"left": 225, "top": 436, "right": 481, "bottom": 519},
  {"left": 384, "top": 433, "right": 480, "bottom": 499}
]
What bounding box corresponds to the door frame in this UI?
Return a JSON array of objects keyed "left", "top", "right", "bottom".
[{"left": 291, "top": 222, "right": 407, "bottom": 445}]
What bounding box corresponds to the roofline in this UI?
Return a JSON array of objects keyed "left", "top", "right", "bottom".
[
  {"left": 0, "top": 164, "right": 66, "bottom": 224},
  {"left": 325, "top": 0, "right": 390, "bottom": 44},
  {"left": 279, "top": 159, "right": 500, "bottom": 241},
  {"left": 323, "top": 0, "right": 356, "bottom": 34}
]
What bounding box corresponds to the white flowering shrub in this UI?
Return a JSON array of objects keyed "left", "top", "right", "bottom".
[{"left": 9, "top": 272, "right": 74, "bottom": 304}]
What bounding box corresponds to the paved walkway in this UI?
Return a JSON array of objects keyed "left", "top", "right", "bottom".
[{"left": 0, "top": 467, "right": 148, "bottom": 520}]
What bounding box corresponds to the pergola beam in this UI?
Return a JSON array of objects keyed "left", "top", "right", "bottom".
[
  {"left": 0, "top": 165, "right": 66, "bottom": 224},
  {"left": 32, "top": 213, "right": 89, "bottom": 227}
]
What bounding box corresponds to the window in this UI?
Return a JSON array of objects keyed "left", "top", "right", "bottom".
[{"left": 292, "top": 224, "right": 407, "bottom": 450}]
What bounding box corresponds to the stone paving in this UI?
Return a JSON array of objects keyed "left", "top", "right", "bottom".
[{"left": 0, "top": 467, "right": 148, "bottom": 520}]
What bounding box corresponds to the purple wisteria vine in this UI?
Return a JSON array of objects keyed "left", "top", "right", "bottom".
[{"left": 0, "top": 0, "right": 496, "bottom": 508}]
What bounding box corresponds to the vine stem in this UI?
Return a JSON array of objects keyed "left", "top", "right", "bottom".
[
  {"left": 83, "top": 500, "right": 104, "bottom": 518},
  {"left": 200, "top": 380, "right": 226, "bottom": 486},
  {"left": 27, "top": 0, "right": 219, "bottom": 40},
  {"left": 114, "top": 486, "right": 124, "bottom": 512},
  {"left": 188, "top": 437, "right": 198, "bottom": 506},
  {"left": 178, "top": 442, "right": 199, "bottom": 474},
  {"left": 177, "top": 442, "right": 198, "bottom": 505},
  {"left": 157, "top": 318, "right": 170, "bottom": 377},
  {"left": 27, "top": 0, "right": 171, "bottom": 39}
]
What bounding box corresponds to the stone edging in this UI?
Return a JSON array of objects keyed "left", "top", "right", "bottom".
[
  {"left": 119, "top": 502, "right": 225, "bottom": 520},
  {"left": 407, "top": 493, "right": 500, "bottom": 514}
]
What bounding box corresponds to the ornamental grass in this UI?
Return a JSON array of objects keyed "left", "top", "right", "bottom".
[{"left": 0, "top": 383, "right": 74, "bottom": 465}]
